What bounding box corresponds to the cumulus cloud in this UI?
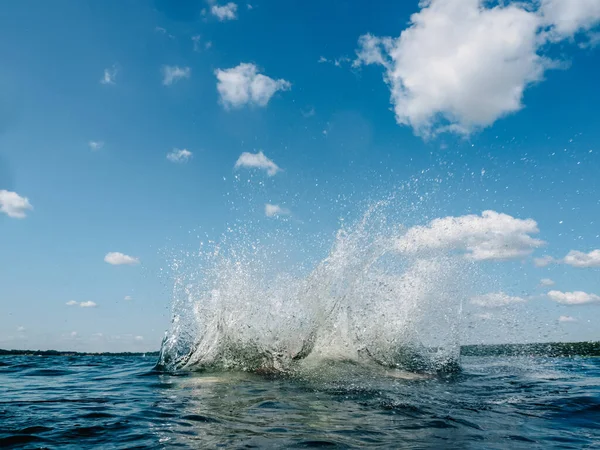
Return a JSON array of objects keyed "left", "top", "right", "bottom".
[
  {"left": 104, "top": 252, "right": 140, "bottom": 266},
  {"left": 265, "top": 203, "right": 290, "bottom": 217},
  {"left": 470, "top": 292, "right": 526, "bottom": 308},
  {"left": 558, "top": 315, "right": 577, "bottom": 323},
  {"left": 0, "top": 190, "right": 33, "bottom": 219},
  {"left": 547, "top": 290, "right": 600, "bottom": 305},
  {"left": 89, "top": 141, "right": 104, "bottom": 151},
  {"left": 162, "top": 65, "right": 191, "bottom": 86},
  {"left": 540, "top": 0, "right": 600, "bottom": 40},
  {"left": 235, "top": 151, "right": 281, "bottom": 176},
  {"left": 395, "top": 210, "right": 544, "bottom": 261},
  {"left": 540, "top": 278, "right": 555, "bottom": 286},
  {"left": 167, "top": 148, "right": 193, "bottom": 163},
  {"left": 563, "top": 249, "right": 600, "bottom": 268},
  {"left": 66, "top": 301, "right": 97, "bottom": 308},
  {"left": 212, "top": 2, "right": 238, "bottom": 21},
  {"left": 215, "top": 63, "right": 291, "bottom": 109},
  {"left": 100, "top": 66, "right": 118, "bottom": 85},
  {"left": 353, "top": 0, "right": 600, "bottom": 136}
]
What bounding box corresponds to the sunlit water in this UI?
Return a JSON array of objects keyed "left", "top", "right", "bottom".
[{"left": 1, "top": 355, "right": 598, "bottom": 448}]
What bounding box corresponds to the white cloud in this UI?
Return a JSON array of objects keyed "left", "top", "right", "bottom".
[
  {"left": 89, "top": 141, "right": 104, "bottom": 151},
  {"left": 167, "top": 148, "right": 193, "bottom": 163},
  {"left": 162, "top": 65, "right": 191, "bottom": 86},
  {"left": 470, "top": 292, "right": 526, "bottom": 308},
  {"left": 235, "top": 151, "right": 281, "bottom": 176},
  {"left": 540, "top": 0, "right": 600, "bottom": 40},
  {"left": 265, "top": 203, "right": 290, "bottom": 217},
  {"left": 104, "top": 252, "right": 140, "bottom": 266},
  {"left": 534, "top": 255, "right": 555, "bottom": 267},
  {"left": 134, "top": 335, "right": 144, "bottom": 341},
  {"left": 192, "top": 35, "right": 202, "bottom": 52},
  {"left": 353, "top": 0, "right": 600, "bottom": 137},
  {"left": 17, "top": 326, "right": 25, "bottom": 332},
  {"left": 548, "top": 290, "right": 600, "bottom": 305},
  {"left": 558, "top": 315, "right": 577, "bottom": 323},
  {"left": 66, "top": 300, "right": 98, "bottom": 308},
  {"left": 540, "top": 278, "right": 555, "bottom": 286},
  {"left": 71, "top": 331, "right": 78, "bottom": 337},
  {"left": 124, "top": 295, "right": 133, "bottom": 301},
  {"left": 100, "top": 66, "right": 118, "bottom": 85},
  {"left": 395, "top": 210, "right": 544, "bottom": 261},
  {"left": 79, "top": 301, "right": 97, "bottom": 308},
  {"left": 0, "top": 190, "right": 33, "bottom": 219},
  {"left": 211, "top": 2, "right": 238, "bottom": 21},
  {"left": 563, "top": 249, "right": 600, "bottom": 268},
  {"left": 215, "top": 63, "right": 291, "bottom": 109}
]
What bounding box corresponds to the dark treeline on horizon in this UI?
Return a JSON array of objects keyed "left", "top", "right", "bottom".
[{"left": 1, "top": 342, "right": 599, "bottom": 358}]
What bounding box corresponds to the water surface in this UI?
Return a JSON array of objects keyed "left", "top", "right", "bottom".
[{"left": 1, "top": 355, "right": 599, "bottom": 448}]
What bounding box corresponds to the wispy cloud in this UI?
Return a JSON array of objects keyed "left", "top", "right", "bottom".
[
  {"left": 211, "top": 2, "right": 238, "bottom": 21},
  {"left": 88, "top": 141, "right": 104, "bottom": 151},
  {"left": 100, "top": 65, "right": 118, "bottom": 85},
  {"left": 558, "top": 315, "right": 577, "bottom": 323},
  {"left": 470, "top": 292, "right": 526, "bottom": 308},
  {"left": 0, "top": 190, "right": 33, "bottom": 219},
  {"left": 162, "top": 65, "right": 191, "bottom": 86},
  {"left": 540, "top": 278, "right": 555, "bottom": 287},
  {"left": 104, "top": 252, "right": 140, "bottom": 266},
  {"left": 534, "top": 255, "right": 555, "bottom": 267},
  {"left": 17, "top": 326, "right": 26, "bottom": 332},
  {"left": 66, "top": 300, "right": 97, "bottom": 308},
  {"left": 155, "top": 26, "right": 175, "bottom": 39},
  {"left": 167, "top": 148, "right": 193, "bottom": 163},
  {"left": 215, "top": 63, "right": 291, "bottom": 109},
  {"left": 235, "top": 151, "right": 281, "bottom": 176},
  {"left": 547, "top": 290, "right": 600, "bottom": 305},
  {"left": 265, "top": 203, "right": 290, "bottom": 217},
  {"left": 124, "top": 295, "right": 133, "bottom": 301}
]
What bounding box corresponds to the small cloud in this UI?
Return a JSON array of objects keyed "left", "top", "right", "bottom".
[
  {"left": 318, "top": 56, "right": 329, "bottom": 63},
  {"left": 563, "top": 249, "right": 600, "bottom": 268},
  {"left": 17, "top": 326, "right": 25, "bottom": 332},
  {"left": 71, "top": 331, "right": 78, "bottom": 337},
  {"left": 247, "top": 3, "right": 253, "bottom": 9},
  {"left": 155, "top": 26, "right": 174, "bottom": 39},
  {"left": 265, "top": 203, "right": 290, "bottom": 217},
  {"left": 104, "top": 252, "right": 140, "bottom": 266},
  {"left": 215, "top": 63, "right": 291, "bottom": 109},
  {"left": 192, "top": 35, "right": 202, "bottom": 52},
  {"left": 79, "top": 301, "right": 97, "bottom": 308},
  {"left": 100, "top": 65, "right": 118, "bottom": 85},
  {"left": 558, "top": 315, "right": 577, "bottom": 323},
  {"left": 167, "top": 148, "right": 193, "bottom": 163},
  {"left": 0, "top": 190, "right": 33, "bottom": 219},
  {"left": 211, "top": 2, "right": 238, "bottom": 21},
  {"left": 302, "top": 107, "right": 315, "bottom": 118},
  {"left": 235, "top": 151, "right": 281, "bottom": 176},
  {"left": 470, "top": 292, "right": 526, "bottom": 308},
  {"left": 134, "top": 335, "right": 144, "bottom": 341},
  {"left": 124, "top": 295, "right": 133, "bottom": 301},
  {"left": 205, "top": 41, "right": 213, "bottom": 50},
  {"left": 547, "top": 290, "right": 600, "bottom": 306},
  {"left": 88, "top": 141, "right": 104, "bottom": 151},
  {"left": 534, "top": 255, "right": 555, "bottom": 267},
  {"left": 540, "top": 278, "right": 555, "bottom": 287},
  {"left": 162, "top": 65, "right": 191, "bottom": 86},
  {"left": 474, "top": 313, "right": 492, "bottom": 320},
  {"left": 66, "top": 300, "right": 98, "bottom": 308}
]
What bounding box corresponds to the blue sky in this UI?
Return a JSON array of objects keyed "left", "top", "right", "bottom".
[{"left": 1, "top": 0, "right": 599, "bottom": 351}]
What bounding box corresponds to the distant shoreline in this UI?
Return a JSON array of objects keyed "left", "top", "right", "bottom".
[{"left": 1, "top": 341, "right": 599, "bottom": 358}]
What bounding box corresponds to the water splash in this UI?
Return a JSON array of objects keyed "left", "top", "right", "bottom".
[{"left": 157, "top": 198, "right": 474, "bottom": 375}]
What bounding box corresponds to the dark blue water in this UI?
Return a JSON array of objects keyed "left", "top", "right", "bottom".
[{"left": 1, "top": 355, "right": 599, "bottom": 449}]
